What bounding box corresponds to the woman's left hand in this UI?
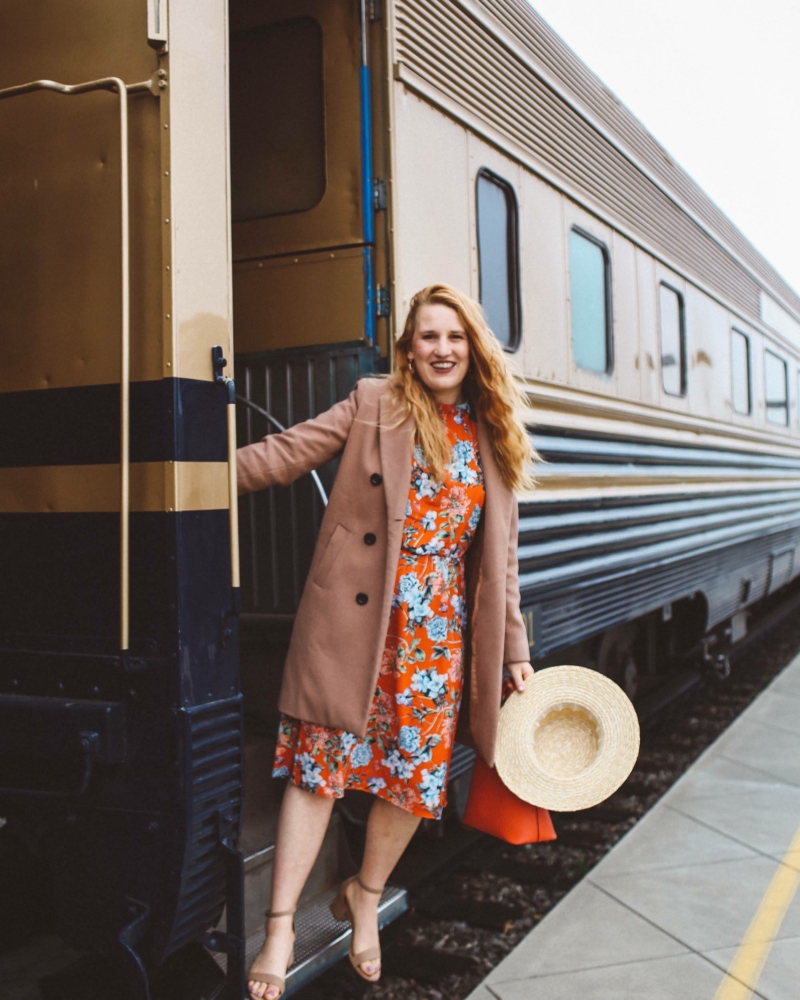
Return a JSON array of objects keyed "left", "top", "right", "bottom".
[{"left": 507, "top": 660, "right": 535, "bottom": 693}]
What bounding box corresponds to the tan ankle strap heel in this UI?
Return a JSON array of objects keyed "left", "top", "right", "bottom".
[
  {"left": 248, "top": 908, "right": 297, "bottom": 999},
  {"left": 328, "top": 875, "right": 383, "bottom": 982},
  {"left": 356, "top": 874, "right": 383, "bottom": 896}
]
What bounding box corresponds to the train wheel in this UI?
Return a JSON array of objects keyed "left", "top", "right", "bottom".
[{"left": 597, "top": 625, "right": 640, "bottom": 701}]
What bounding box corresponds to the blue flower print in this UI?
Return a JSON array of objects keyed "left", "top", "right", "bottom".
[
  {"left": 340, "top": 732, "right": 358, "bottom": 756},
  {"left": 408, "top": 597, "right": 432, "bottom": 623},
  {"left": 398, "top": 725, "right": 421, "bottom": 754},
  {"left": 368, "top": 776, "right": 387, "bottom": 794},
  {"left": 450, "top": 594, "right": 467, "bottom": 625},
  {"left": 425, "top": 616, "right": 448, "bottom": 642},
  {"left": 350, "top": 742, "right": 373, "bottom": 768},
  {"left": 396, "top": 689, "right": 413, "bottom": 706},
  {"left": 421, "top": 510, "right": 438, "bottom": 531},
  {"left": 468, "top": 503, "right": 482, "bottom": 532},
  {"left": 411, "top": 667, "right": 447, "bottom": 701},
  {"left": 418, "top": 762, "right": 447, "bottom": 811},
  {"left": 414, "top": 471, "right": 440, "bottom": 500},
  {"left": 398, "top": 574, "right": 433, "bottom": 623},
  {"left": 451, "top": 402, "right": 469, "bottom": 425},
  {"left": 434, "top": 556, "right": 457, "bottom": 588},
  {"left": 418, "top": 537, "right": 445, "bottom": 556},
  {"left": 272, "top": 765, "right": 290, "bottom": 779},
  {"left": 406, "top": 499, "right": 412, "bottom": 518},
  {"left": 449, "top": 439, "right": 478, "bottom": 485},
  {"left": 410, "top": 737, "right": 437, "bottom": 767},
  {"left": 298, "top": 753, "right": 326, "bottom": 789},
  {"left": 382, "top": 748, "right": 415, "bottom": 780}
]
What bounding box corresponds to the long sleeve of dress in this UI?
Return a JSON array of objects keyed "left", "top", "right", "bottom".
[{"left": 237, "top": 388, "right": 359, "bottom": 495}]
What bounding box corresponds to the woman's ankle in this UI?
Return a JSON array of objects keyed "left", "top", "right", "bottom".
[
  {"left": 355, "top": 875, "right": 384, "bottom": 899},
  {"left": 265, "top": 912, "right": 295, "bottom": 934}
]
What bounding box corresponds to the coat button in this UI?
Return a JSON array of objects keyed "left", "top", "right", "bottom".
[
  {"left": 370, "top": 473, "right": 383, "bottom": 486},
  {"left": 356, "top": 592, "right": 369, "bottom": 605},
  {"left": 364, "top": 532, "right": 376, "bottom": 545}
]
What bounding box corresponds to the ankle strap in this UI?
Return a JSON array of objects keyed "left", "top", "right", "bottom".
[
  {"left": 357, "top": 874, "right": 383, "bottom": 895},
  {"left": 265, "top": 907, "right": 296, "bottom": 918}
]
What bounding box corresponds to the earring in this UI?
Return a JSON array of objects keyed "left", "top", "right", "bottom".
[{"left": 408, "top": 358, "right": 416, "bottom": 373}]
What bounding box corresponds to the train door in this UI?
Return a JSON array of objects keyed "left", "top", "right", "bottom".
[{"left": 227, "top": 0, "right": 401, "bottom": 986}]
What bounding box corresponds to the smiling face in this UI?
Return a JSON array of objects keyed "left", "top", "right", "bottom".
[{"left": 407, "top": 303, "right": 471, "bottom": 405}]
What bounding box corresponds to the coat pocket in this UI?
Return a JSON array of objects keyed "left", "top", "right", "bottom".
[{"left": 312, "top": 522, "right": 351, "bottom": 589}]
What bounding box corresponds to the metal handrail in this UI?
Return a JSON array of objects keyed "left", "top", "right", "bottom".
[
  {"left": 236, "top": 396, "right": 329, "bottom": 506},
  {"left": 0, "top": 75, "right": 156, "bottom": 658},
  {"left": 212, "top": 348, "right": 241, "bottom": 599}
]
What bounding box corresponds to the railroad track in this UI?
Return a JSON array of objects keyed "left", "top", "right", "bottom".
[{"left": 295, "top": 582, "right": 800, "bottom": 1000}]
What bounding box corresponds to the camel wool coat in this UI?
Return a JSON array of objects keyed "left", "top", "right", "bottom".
[{"left": 236, "top": 376, "right": 530, "bottom": 767}]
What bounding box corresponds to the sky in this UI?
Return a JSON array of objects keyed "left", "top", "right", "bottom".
[{"left": 527, "top": 0, "right": 800, "bottom": 294}]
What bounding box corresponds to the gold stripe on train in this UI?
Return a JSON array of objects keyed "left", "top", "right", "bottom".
[{"left": 0, "top": 462, "right": 229, "bottom": 513}]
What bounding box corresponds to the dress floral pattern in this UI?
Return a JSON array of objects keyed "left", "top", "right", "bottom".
[{"left": 272, "top": 401, "right": 485, "bottom": 819}]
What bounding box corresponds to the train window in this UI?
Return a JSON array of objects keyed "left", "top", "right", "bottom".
[
  {"left": 476, "top": 169, "right": 521, "bottom": 349},
  {"left": 731, "top": 329, "right": 751, "bottom": 415},
  {"left": 230, "top": 17, "right": 326, "bottom": 222},
  {"left": 658, "top": 284, "right": 686, "bottom": 396},
  {"left": 569, "top": 227, "right": 612, "bottom": 374},
  {"left": 765, "top": 349, "right": 788, "bottom": 426}
]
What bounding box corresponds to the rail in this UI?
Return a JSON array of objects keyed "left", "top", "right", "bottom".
[
  {"left": 213, "top": 347, "right": 243, "bottom": 603},
  {"left": 0, "top": 74, "right": 158, "bottom": 660},
  {"left": 236, "top": 395, "right": 329, "bottom": 507}
]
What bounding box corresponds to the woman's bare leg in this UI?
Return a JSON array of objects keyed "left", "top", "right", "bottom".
[
  {"left": 344, "top": 796, "right": 422, "bottom": 975},
  {"left": 248, "top": 783, "right": 335, "bottom": 999}
]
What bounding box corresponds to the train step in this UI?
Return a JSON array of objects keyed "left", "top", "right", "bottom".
[{"left": 213, "top": 882, "right": 407, "bottom": 997}]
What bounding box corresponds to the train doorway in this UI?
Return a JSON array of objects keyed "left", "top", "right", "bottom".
[{"left": 226, "top": 0, "right": 397, "bottom": 979}]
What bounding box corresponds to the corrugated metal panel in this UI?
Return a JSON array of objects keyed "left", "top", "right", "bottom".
[
  {"left": 393, "top": 0, "right": 798, "bottom": 321},
  {"left": 529, "top": 529, "right": 798, "bottom": 653},
  {"left": 165, "top": 697, "right": 243, "bottom": 955},
  {"left": 479, "top": 0, "right": 800, "bottom": 317},
  {"left": 236, "top": 342, "right": 381, "bottom": 615},
  {"left": 520, "top": 431, "right": 800, "bottom": 653}
]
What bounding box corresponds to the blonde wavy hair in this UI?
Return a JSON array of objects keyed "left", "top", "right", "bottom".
[{"left": 386, "top": 284, "right": 536, "bottom": 493}]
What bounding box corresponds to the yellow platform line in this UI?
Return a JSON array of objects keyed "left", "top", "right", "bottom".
[{"left": 713, "top": 822, "right": 800, "bottom": 999}]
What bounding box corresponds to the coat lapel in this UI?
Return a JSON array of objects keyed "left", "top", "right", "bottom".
[{"left": 379, "top": 390, "right": 414, "bottom": 522}]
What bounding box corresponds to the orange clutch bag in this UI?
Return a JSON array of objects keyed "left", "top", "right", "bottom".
[{"left": 462, "top": 754, "right": 557, "bottom": 845}]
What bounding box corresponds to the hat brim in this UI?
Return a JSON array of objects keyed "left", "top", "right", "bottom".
[{"left": 495, "top": 665, "right": 640, "bottom": 812}]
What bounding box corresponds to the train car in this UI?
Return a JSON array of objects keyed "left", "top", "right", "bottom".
[
  {"left": 2, "top": 0, "right": 800, "bottom": 997},
  {"left": 384, "top": 0, "right": 800, "bottom": 699}
]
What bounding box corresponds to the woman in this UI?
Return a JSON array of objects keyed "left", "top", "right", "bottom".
[{"left": 238, "top": 284, "right": 536, "bottom": 999}]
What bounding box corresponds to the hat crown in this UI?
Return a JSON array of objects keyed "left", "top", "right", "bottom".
[
  {"left": 534, "top": 704, "right": 601, "bottom": 779},
  {"left": 495, "top": 665, "right": 640, "bottom": 812}
]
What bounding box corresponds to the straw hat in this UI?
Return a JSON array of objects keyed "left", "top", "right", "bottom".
[{"left": 494, "top": 665, "right": 640, "bottom": 812}]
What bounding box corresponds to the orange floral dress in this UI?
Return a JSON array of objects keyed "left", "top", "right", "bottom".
[{"left": 272, "top": 401, "right": 484, "bottom": 819}]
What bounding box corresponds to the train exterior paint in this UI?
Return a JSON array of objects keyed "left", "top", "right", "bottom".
[
  {"left": 2, "top": 0, "right": 800, "bottom": 994},
  {"left": 0, "top": 2, "right": 247, "bottom": 994}
]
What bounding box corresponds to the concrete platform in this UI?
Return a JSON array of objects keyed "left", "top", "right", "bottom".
[{"left": 466, "top": 654, "right": 800, "bottom": 1000}]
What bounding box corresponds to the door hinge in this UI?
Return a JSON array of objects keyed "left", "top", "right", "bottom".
[
  {"left": 376, "top": 285, "right": 391, "bottom": 318},
  {"left": 367, "top": 0, "right": 383, "bottom": 21},
  {"left": 373, "top": 178, "right": 387, "bottom": 211}
]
